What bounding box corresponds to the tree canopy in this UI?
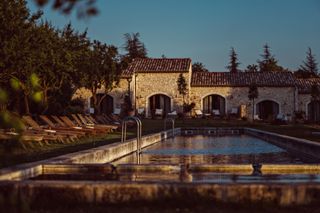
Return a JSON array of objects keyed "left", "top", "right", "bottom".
[
  {"left": 177, "top": 73, "right": 187, "bottom": 104},
  {"left": 33, "top": 0, "right": 98, "bottom": 18},
  {"left": 121, "top": 32, "right": 148, "bottom": 69},
  {"left": 257, "top": 44, "right": 286, "bottom": 72},
  {"left": 0, "top": 0, "right": 122, "bottom": 115},
  {"left": 192, "top": 62, "right": 208, "bottom": 72},
  {"left": 300, "top": 48, "right": 318, "bottom": 75},
  {"left": 226, "top": 47, "right": 240, "bottom": 73},
  {"left": 245, "top": 64, "right": 259, "bottom": 72}
]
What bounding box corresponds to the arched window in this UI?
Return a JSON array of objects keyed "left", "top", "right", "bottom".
[
  {"left": 202, "top": 94, "right": 226, "bottom": 115},
  {"left": 256, "top": 100, "right": 279, "bottom": 120},
  {"left": 148, "top": 94, "right": 171, "bottom": 118},
  {"left": 308, "top": 101, "right": 320, "bottom": 122},
  {"left": 90, "top": 94, "right": 114, "bottom": 114}
]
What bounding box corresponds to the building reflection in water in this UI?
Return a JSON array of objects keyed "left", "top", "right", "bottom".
[{"left": 112, "top": 135, "right": 303, "bottom": 165}]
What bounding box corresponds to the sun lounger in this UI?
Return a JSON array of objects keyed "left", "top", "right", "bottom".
[
  {"left": 137, "top": 108, "right": 145, "bottom": 118},
  {"left": 114, "top": 108, "right": 121, "bottom": 115},
  {"left": 195, "top": 109, "right": 203, "bottom": 118},
  {"left": 212, "top": 109, "right": 221, "bottom": 118},
  {"left": 22, "top": 116, "right": 78, "bottom": 143},
  {"left": 85, "top": 115, "right": 118, "bottom": 130},
  {"left": 71, "top": 114, "right": 112, "bottom": 133},
  {"left": 254, "top": 114, "right": 262, "bottom": 121},
  {"left": 39, "top": 115, "right": 87, "bottom": 136},
  {"left": 167, "top": 110, "right": 177, "bottom": 118},
  {"left": 77, "top": 114, "right": 117, "bottom": 131},
  {"left": 58, "top": 116, "right": 98, "bottom": 135},
  {"left": 3, "top": 129, "right": 60, "bottom": 146},
  {"left": 154, "top": 108, "right": 163, "bottom": 119}
]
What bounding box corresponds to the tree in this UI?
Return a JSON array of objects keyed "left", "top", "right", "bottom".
[
  {"left": 0, "top": 0, "right": 43, "bottom": 114},
  {"left": 245, "top": 64, "right": 259, "bottom": 72},
  {"left": 33, "top": 0, "right": 98, "bottom": 18},
  {"left": 257, "top": 44, "right": 284, "bottom": 72},
  {"left": 177, "top": 73, "right": 187, "bottom": 104},
  {"left": 248, "top": 84, "right": 259, "bottom": 121},
  {"left": 226, "top": 47, "right": 240, "bottom": 73},
  {"left": 79, "top": 40, "right": 120, "bottom": 114},
  {"left": 192, "top": 62, "right": 208, "bottom": 72},
  {"left": 29, "top": 22, "right": 73, "bottom": 113},
  {"left": 300, "top": 47, "right": 318, "bottom": 75},
  {"left": 294, "top": 68, "right": 318, "bottom": 79},
  {"left": 121, "top": 32, "right": 147, "bottom": 68},
  {"left": 0, "top": 1, "right": 116, "bottom": 116}
]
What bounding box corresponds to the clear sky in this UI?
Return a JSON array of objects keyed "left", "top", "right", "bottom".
[{"left": 27, "top": 0, "right": 320, "bottom": 71}]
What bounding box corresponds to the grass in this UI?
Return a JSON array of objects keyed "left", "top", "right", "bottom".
[{"left": 1, "top": 118, "right": 320, "bottom": 168}]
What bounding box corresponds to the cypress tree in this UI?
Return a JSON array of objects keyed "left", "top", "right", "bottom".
[
  {"left": 300, "top": 47, "right": 318, "bottom": 75},
  {"left": 227, "top": 47, "right": 240, "bottom": 73}
]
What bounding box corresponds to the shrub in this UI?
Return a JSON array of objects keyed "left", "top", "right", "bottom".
[{"left": 183, "top": 102, "right": 195, "bottom": 113}]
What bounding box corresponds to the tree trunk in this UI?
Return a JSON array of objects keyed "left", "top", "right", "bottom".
[
  {"left": 97, "top": 93, "right": 109, "bottom": 115},
  {"left": 41, "top": 88, "right": 49, "bottom": 114},
  {"left": 24, "top": 93, "right": 30, "bottom": 115},
  {"left": 252, "top": 99, "right": 255, "bottom": 122},
  {"left": 91, "top": 88, "right": 98, "bottom": 115}
]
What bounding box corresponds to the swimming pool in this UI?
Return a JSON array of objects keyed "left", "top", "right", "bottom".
[
  {"left": 3, "top": 127, "right": 320, "bottom": 209},
  {"left": 112, "top": 135, "right": 303, "bottom": 165}
]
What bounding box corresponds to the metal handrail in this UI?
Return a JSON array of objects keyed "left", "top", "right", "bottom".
[
  {"left": 164, "top": 117, "right": 175, "bottom": 137},
  {"left": 121, "top": 116, "right": 142, "bottom": 164}
]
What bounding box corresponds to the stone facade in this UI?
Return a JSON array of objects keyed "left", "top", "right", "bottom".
[
  {"left": 297, "top": 93, "right": 312, "bottom": 118},
  {"left": 190, "top": 86, "right": 296, "bottom": 119},
  {"left": 73, "top": 58, "right": 318, "bottom": 121},
  {"left": 72, "top": 78, "right": 132, "bottom": 113},
  {"left": 134, "top": 71, "right": 191, "bottom": 116}
]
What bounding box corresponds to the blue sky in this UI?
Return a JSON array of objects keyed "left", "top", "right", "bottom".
[{"left": 27, "top": 0, "right": 320, "bottom": 71}]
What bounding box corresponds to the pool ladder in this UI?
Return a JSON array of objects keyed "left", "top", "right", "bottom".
[
  {"left": 164, "top": 118, "right": 175, "bottom": 137},
  {"left": 121, "top": 116, "right": 142, "bottom": 164}
]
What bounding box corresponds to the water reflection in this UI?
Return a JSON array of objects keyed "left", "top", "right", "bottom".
[
  {"left": 31, "top": 172, "right": 320, "bottom": 183},
  {"left": 113, "top": 135, "right": 303, "bottom": 165}
]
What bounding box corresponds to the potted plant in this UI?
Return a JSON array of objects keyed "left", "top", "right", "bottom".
[
  {"left": 121, "top": 95, "right": 134, "bottom": 117},
  {"left": 183, "top": 102, "right": 195, "bottom": 118}
]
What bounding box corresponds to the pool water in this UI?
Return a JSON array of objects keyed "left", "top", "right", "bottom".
[
  {"left": 31, "top": 134, "right": 320, "bottom": 183},
  {"left": 113, "top": 135, "right": 303, "bottom": 164}
]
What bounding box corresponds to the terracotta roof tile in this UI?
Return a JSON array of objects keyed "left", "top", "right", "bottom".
[
  {"left": 295, "top": 78, "right": 320, "bottom": 94},
  {"left": 122, "top": 58, "right": 191, "bottom": 77},
  {"left": 191, "top": 71, "right": 296, "bottom": 87}
]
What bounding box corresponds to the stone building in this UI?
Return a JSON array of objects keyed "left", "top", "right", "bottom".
[
  {"left": 74, "top": 58, "right": 320, "bottom": 121},
  {"left": 295, "top": 78, "right": 320, "bottom": 121}
]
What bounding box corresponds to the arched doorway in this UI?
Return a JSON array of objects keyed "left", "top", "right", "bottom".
[
  {"left": 256, "top": 100, "right": 279, "bottom": 120},
  {"left": 202, "top": 94, "right": 226, "bottom": 115},
  {"left": 149, "top": 94, "right": 171, "bottom": 118},
  {"left": 308, "top": 101, "right": 320, "bottom": 122},
  {"left": 90, "top": 94, "right": 114, "bottom": 114}
]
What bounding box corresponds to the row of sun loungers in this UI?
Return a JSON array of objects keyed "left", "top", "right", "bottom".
[{"left": 0, "top": 114, "right": 122, "bottom": 148}]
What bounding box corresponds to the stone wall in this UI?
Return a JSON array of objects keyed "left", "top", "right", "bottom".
[
  {"left": 73, "top": 69, "right": 303, "bottom": 120},
  {"left": 97, "top": 78, "right": 131, "bottom": 110},
  {"left": 190, "top": 86, "right": 296, "bottom": 120},
  {"left": 135, "top": 71, "right": 190, "bottom": 116},
  {"left": 298, "top": 93, "right": 311, "bottom": 118},
  {"left": 72, "top": 78, "right": 131, "bottom": 113}
]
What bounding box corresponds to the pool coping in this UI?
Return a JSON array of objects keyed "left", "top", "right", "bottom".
[
  {"left": 2, "top": 127, "right": 320, "bottom": 208},
  {"left": 1, "top": 127, "right": 320, "bottom": 181},
  {"left": 0, "top": 128, "right": 179, "bottom": 181},
  {"left": 1, "top": 180, "right": 320, "bottom": 207}
]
